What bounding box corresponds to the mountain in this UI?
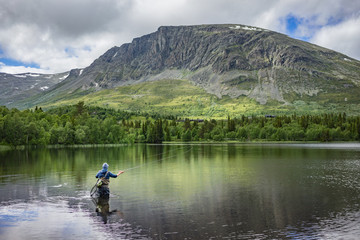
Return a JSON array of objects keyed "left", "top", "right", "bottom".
[
  {"left": 4, "top": 24, "right": 360, "bottom": 116},
  {"left": 0, "top": 72, "right": 69, "bottom": 107}
]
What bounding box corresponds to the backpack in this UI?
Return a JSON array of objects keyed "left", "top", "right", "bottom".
[{"left": 97, "top": 171, "right": 109, "bottom": 188}]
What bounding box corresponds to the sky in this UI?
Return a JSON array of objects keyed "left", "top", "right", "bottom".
[{"left": 0, "top": 0, "right": 359, "bottom": 74}]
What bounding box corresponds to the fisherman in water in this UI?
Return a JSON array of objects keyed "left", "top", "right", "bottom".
[{"left": 95, "top": 163, "right": 124, "bottom": 198}]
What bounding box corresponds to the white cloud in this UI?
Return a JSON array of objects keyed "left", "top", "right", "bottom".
[
  {"left": 0, "top": 0, "right": 359, "bottom": 74},
  {"left": 0, "top": 0, "right": 133, "bottom": 73},
  {"left": 254, "top": 0, "right": 360, "bottom": 37},
  {"left": 0, "top": 62, "right": 49, "bottom": 74},
  {"left": 311, "top": 15, "right": 360, "bottom": 60}
]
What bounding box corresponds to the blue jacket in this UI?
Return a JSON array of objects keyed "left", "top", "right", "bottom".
[{"left": 96, "top": 168, "right": 117, "bottom": 179}]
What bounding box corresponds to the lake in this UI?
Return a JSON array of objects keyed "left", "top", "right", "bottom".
[{"left": 0, "top": 143, "right": 359, "bottom": 239}]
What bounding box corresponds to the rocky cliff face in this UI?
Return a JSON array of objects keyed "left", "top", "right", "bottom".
[{"left": 66, "top": 24, "right": 359, "bottom": 105}]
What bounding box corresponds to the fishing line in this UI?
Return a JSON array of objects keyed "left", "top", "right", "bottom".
[
  {"left": 123, "top": 144, "right": 193, "bottom": 171},
  {"left": 107, "top": 144, "right": 194, "bottom": 199},
  {"left": 90, "top": 144, "right": 194, "bottom": 197}
]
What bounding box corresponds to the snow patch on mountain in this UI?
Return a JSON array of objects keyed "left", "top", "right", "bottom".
[
  {"left": 229, "top": 25, "right": 262, "bottom": 31},
  {"left": 60, "top": 74, "right": 69, "bottom": 80}
]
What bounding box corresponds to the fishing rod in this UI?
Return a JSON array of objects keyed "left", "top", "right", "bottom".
[{"left": 90, "top": 144, "right": 194, "bottom": 197}]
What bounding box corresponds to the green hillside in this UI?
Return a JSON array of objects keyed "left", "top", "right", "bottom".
[{"left": 37, "top": 79, "right": 360, "bottom": 117}]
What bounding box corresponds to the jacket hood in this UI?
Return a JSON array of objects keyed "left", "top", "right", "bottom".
[{"left": 102, "top": 163, "right": 109, "bottom": 171}]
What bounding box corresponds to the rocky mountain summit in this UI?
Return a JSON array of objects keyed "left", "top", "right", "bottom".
[
  {"left": 64, "top": 24, "right": 360, "bottom": 105},
  {"left": 3, "top": 24, "right": 360, "bottom": 112}
]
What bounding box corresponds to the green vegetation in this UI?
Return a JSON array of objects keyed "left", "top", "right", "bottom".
[
  {"left": 1, "top": 102, "right": 359, "bottom": 147},
  {"left": 28, "top": 79, "right": 360, "bottom": 118}
]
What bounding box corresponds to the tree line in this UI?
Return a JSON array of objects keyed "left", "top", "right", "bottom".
[{"left": 1, "top": 102, "right": 360, "bottom": 146}]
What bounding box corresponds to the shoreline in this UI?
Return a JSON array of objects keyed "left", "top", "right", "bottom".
[{"left": 1, "top": 141, "right": 359, "bottom": 151}]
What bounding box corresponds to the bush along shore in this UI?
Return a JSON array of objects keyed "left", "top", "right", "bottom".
[{"left": 1, "top": 102, "right": 360, "bottom": 147}]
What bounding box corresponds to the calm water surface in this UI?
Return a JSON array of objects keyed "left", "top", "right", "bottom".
[{"left": 0, "top": 143, "right": 359, "bottom": 239}]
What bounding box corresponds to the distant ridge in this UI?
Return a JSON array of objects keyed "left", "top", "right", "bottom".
[{"left": 0, "top": 72, "right": 69, "bottom": 107}]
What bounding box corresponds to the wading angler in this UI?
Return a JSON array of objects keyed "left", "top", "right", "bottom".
[{"left": 93, "top": 163, "right": 124, "bottom": 198}]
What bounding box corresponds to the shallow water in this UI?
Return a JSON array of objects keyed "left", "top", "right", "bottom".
[{"left": 0, "top": 143, "right": 360, "bottom": 239}]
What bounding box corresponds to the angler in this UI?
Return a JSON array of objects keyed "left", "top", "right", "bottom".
[{"left": 94, "top": 163, "right": 124, "bottom": 198}]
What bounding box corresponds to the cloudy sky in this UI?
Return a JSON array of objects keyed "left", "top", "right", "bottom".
[{"left": 0, "top": 0, "right": 359, "bottom": 74}]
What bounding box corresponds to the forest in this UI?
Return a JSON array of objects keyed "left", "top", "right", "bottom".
[{"left": 1, "top": 102, "right": 360, "bottom": 146}]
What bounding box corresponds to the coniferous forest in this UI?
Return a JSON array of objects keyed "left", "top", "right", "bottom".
[{"left": 1, "top": 102, "right": 360, "bottom": 146}]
